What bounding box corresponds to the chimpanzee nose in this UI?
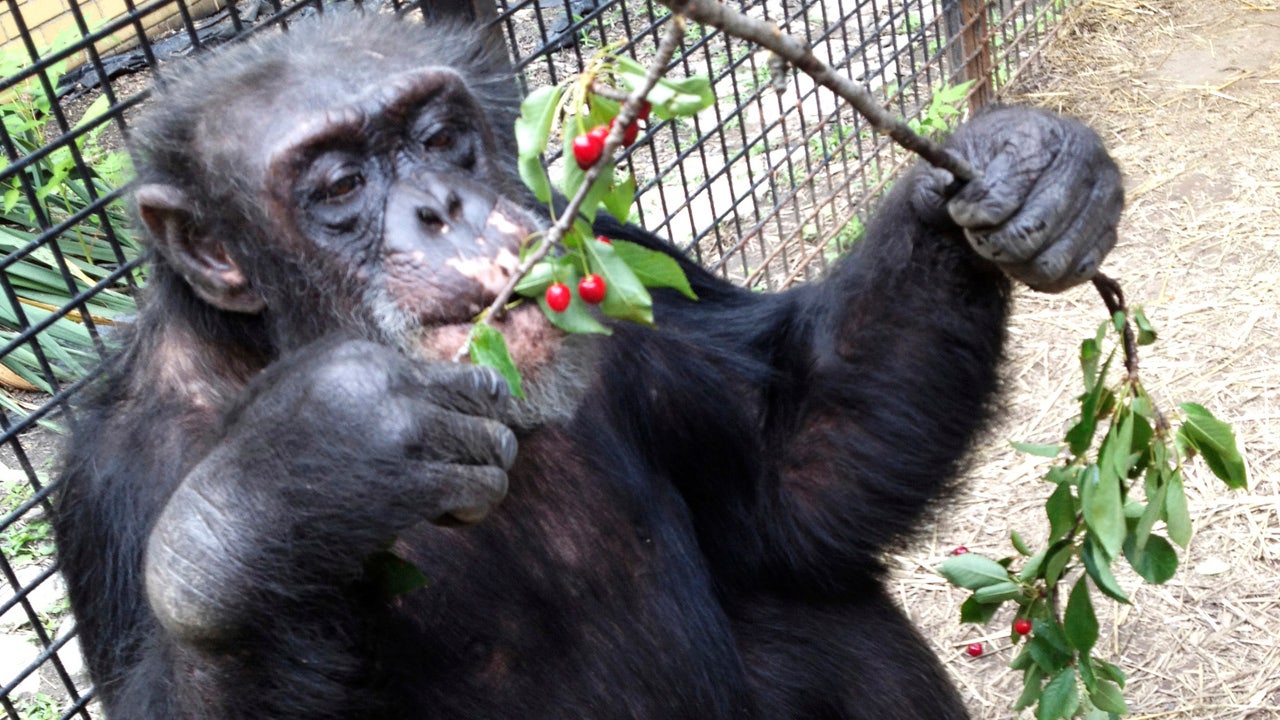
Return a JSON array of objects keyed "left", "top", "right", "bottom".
[{"left": 416, "top": 188, "right": 463, "bottom": 233}]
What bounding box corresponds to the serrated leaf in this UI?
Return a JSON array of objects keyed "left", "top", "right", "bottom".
[
  {"left": 959, "top": 595, "right": 1000, "bottom": 624},
  {"left": 973, "top": 581, "right": 1022, "bottom": 604},
  {"left": 1028, "top": 637, "right": 1072, "bottom": 674},
  {"left": 1011, "top": 530, "right": 1032, "bottom": 556},
  {"left": 467, "top": 324, "right": 526, "bottom": 399},
  {"left": 610, "top": 239, "right": 697, "bottom": 299},
  {"left": 615, "top": 56, "right": 715, "bottom": 120},
  {"left": 602, "top": 170, "right": 636, "bottom": 223},
  {"left": 1017, "top": 548, "right": 1046, "bottom": 582},
  {"left": 1064, "top": 577, "right": 1098, "bottom": 653},
  {"left": 1038, "top": 668, "right": 1079, "bottom": 720},
  {"left": 1044, "top": 541, "right": 1075, "bottom": 587},
  {"left": 1164, "top": 470, "right": 1192, "bottom": 548},
  {"left": 1046, "top": 481, "right": 1077, "bottom": 542},
  {"left": 1132, "top": 476, "right": 1167, "bottom": 556},
  {"left": 1090, "top": 680, "right": 1129, "bottom": 714},
  {"left": 519, "top": 155, "right": 552, "bottom": 203},
  {"left": 1123, "top": 533, "right": 1178, "bottom": 584},
  {"left": 1097, "top": 659, "right": 1127, "bottom": 689},
  {"left": 513, "top": 258, "right": 559, "bottom": 297},
  {"left": 1015, "top": 665, "right": 1046, "bottom": 711},
  {"left": 1178, "top": 403, "right": 1247, "bottom": 489},
  {"left": 1133, "top": 306, "right": 1157, "bottom": 346},
  {"left": 1081, "top": 465, "right": 1125, "bottom": 560},
  {"left": 1012, "top": 441, "right": 1064, "bottom": 458},
  {"left": 1078, "top": 652, "right": 1097, "bottom": 694},
  {"left": 538, "top": 290, "right": 612, "bottom": 335},
  {"left": 584, "top": 238, "right": 654, "bottom": 325},
  {"left": 515, "top": 85, "right": 563, "bottom": 159},
  {"left": 1081, "top": 536, "right": 1129, "bottom": 603},
  {"left": 939, "top": 553, "right": 1012, "bottom": 590}
]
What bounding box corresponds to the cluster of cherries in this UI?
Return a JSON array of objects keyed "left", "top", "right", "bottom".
[
  {"left": 544, "top": 237, "right": 613, "bottom": 312},
  {"left": 951, "top": 546, "right": 1033, "bottom": 659},
  {"left": 569, "top": 101, "right": 652, "bottom": 170}
]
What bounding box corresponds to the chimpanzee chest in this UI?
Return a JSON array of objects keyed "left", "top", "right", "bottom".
[{"left": 384, "top": 427, "right": 753, "bottom": 718}]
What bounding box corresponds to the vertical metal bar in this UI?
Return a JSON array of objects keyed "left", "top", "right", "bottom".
[{"left": 958, "top": 0, "right": 993, "bottom": 109}]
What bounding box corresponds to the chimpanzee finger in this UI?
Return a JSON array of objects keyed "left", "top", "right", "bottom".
[
  {"left": 400, "top": 361, "right": 510, "bottom": 418},
  {"left": 409, "top": 406, "right": 519, "bottom": 471},
  {"left": 407, "top": 463, "right": 509, "bottom": 525}
]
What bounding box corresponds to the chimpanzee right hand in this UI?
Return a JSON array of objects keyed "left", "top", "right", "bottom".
[{"left": 144, "top": 337, "right": 515, "bottom": 645}]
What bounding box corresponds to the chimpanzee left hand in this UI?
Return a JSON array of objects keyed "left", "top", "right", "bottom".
[{"left": 915, "top": 106, "right": 1124, "bottom": 292}]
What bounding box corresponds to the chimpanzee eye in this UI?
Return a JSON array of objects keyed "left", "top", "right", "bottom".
[
  {"left": 424, "top": 130, "right": 455, "bottom": 152},
  {"left": 318, "top": 172, "right": 364, "bottom": 203}
]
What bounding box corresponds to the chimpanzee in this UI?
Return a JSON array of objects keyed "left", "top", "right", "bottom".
[{"left": 52, "top": 12, "right": 1122, "bottom": 720}]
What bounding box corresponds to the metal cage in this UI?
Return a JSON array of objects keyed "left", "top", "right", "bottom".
[{"left": 0, "top": 0, "right": 1070, "bottom": 716}]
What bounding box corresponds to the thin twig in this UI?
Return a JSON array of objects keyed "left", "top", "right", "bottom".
[
  {"left": 453, "top": 18, "right": 687, "bottom": 362},
  {"left": 656, "top": 0, "right": 978, "bottom": 182},
  {"left": 656, "top": 0, "right": 1136, "bottom": 373}
]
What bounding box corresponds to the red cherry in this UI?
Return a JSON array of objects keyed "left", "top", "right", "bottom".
[
  {"left": 966, "top": 643, "right": 984, "bottom": 658},
  {"left": 952, "top": 546, "right": 969, "bottom": 556},
  {"left": 1013, "top": 619, "right": 1032, "bottom": 636},
  {"left": 545, "top": 282, "right": 571, "bottom": 312},
  {"left": 610, "top": 117, "right": 640, "bottom": 147},
  {"left": 595, "top": 235, "right": 612, "bottom": 245},
  {"left": 578, "top": 274, "right": 607, "bottom": 305},
  {"left": 636, "top": 100, "right": 653, "bottom": 121},
  {"left": 572, "top": 127, "right": 606, "bottom": 170}
]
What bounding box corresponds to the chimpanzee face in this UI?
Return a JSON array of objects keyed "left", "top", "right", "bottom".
[{"left": 137, "top": 64, "right": 546, "bottom": 359}]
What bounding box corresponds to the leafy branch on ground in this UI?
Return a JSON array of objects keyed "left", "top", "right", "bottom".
[{"left": 483, "top": 2, "right": 1248, "bottom": 718}]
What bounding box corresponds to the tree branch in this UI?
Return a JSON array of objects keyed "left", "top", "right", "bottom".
[{"left": 453, "top": 18, "right": 688, "bottom": 362}]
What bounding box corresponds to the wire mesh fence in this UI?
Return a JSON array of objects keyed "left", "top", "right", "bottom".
[{"left": 0, "top": 0, "right": 1070, "bottom": 716}]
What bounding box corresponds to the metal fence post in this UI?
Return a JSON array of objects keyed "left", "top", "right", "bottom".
[{"left": 957, "top": 0, "right": 994, "bottom": 111}]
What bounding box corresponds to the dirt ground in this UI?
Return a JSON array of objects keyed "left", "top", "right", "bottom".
[{"left": 894, "top": 0, "right": 1280, "bottom": 717}]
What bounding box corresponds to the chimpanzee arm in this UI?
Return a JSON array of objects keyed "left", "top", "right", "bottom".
[
  {"left": 55, "top": 336, "right": 514, "bottom": 718},
  {"left": 628, "top": 107, "right": 1122, "bottom": 594}
]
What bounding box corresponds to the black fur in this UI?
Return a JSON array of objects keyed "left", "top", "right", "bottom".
[{"left": 51, "top": 13, "right": 1121, "bottom": 720}]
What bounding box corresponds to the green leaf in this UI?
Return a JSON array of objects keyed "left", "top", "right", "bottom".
[
  {"left": 1046, "top": 481, "right": 1077, "bottom": 543},
  {"left": 1164, "top": 470, "right": 1192, "bottom": 548},
  {"left": 513, "top": 258, "right": 560, "bottom": 297},
  {"left": 1012, "top": 441, "right": 1064, "bottom": 458},
  {"left": 1064, "top": 577, "right": 1098, "bottom": 653},
  {"left": 615, "top": 56, "right": 715, "bottom": 120},
  {"left": 938, "top": 553, "right": 1012, "bottom": 590},
  {"left": 1133, "top": 306, "right": 1157, "bottom": 346},
  {"left": 602, "top": 170, "right": 636, "bottom": 224},
  {"left": 1080, "top": 337, "right": 1101, "bottom": 390},
  {"left": 515, "top": 85, "right": 563, "bottom": 159},
  {"left": 1038, "top": 668, "right": 1080, "bottom": 720},
  {"left": 610, "top": 240, "right": 697, "bottom": 299},
  {"left": 1044, "top": 541, "right": 1075, "bottom": 587},
  {"left": 1011, "top": 530, "right": 1032, "bottom": 556},
  {"left": 959, "top": 595, "right": 1000, "bottom": 624},
  {"left": 1132, "top": 476, "right": 1167, "bottom": 556},
  {"left": 538, "top": 286, "right": 612, "bottom": 335},
  {"left": 1015, "top": 665, "right": 1046, "bottom": 711},
  {"left": 1090, "top": 679, "right": 1129, "bottom": 714},
  {"left": 518, "top": 155, "right": 552, "bottom": 203},
  {"left": 1178, "top": 403, "right": 1247, "bottom": 489},
  {"left": 468, "top": 324, "right": 525, "bottom": 399},
  {"left": 364, "top": 550, "right": 430, "bottom": 598},
  {"left": 1123, "top": 533, "right": 1178, "bottom": 584},
  {"left": 1081, "top": 465, "right": 1125, "bottom": 560},
  {"left": 584, "top": 238, "right": 655, "bottom": 325},
  {"left": 560, "top": 151, "right": 615, "bottom": 224},
  {"left": 1097, "top": 659, "right": 1127, "bottom": 689},
  {"left": 973, "top": 581, "right": 1022, "bottom": 604},
  {"left": 1081, "top": 536, "right": 1129, "bottom": 603},
  {"left": 1017, "top": 547, "right": 1046, "bottom": 582}
]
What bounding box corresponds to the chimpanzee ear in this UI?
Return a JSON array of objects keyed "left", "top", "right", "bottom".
[{"left": 135, "top": 184, "right": 266, "bottom": 314}]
